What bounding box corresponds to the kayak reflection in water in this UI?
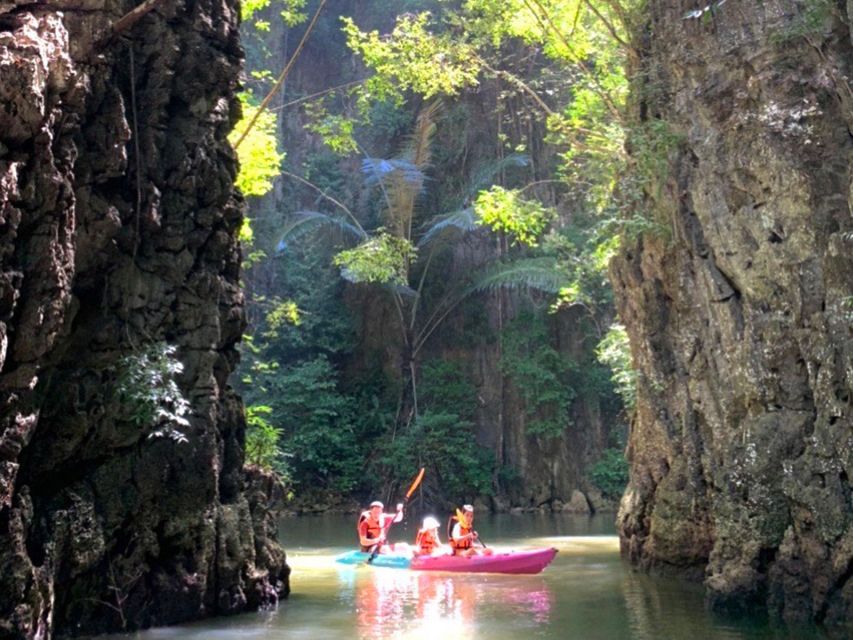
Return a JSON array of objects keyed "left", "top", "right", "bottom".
[
  {"left": 449, "top": 504, "right": 493, "bottom": 557},
  {"left": 357, "top": 500, "right": 406, "bottom": 554},
  {"left": 354, "top": 567, "right": 473, "bottom": 636},
  {"left": 414, "top": 516, "right": 447, "bottom": 556},
  {"left": 352, "top": 563, "right": 553, "bottom": 636}
]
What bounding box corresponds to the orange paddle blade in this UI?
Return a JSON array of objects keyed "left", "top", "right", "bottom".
[{"left": 405, "top": 467, "right": 426, "bottom": 499}]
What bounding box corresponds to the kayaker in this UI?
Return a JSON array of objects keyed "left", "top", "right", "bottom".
[
  {"left": 414, "top": 516, "right": 444, "bottom": 556},
  {"left": 358, "top": 500, "right": 403, "bottom": 553},
  {"left": 449, "top": 505, "right": 493, "bottom": 557}
]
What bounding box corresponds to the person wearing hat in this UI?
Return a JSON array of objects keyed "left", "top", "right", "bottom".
[
  {"left": 414, "top": 516, "right": 444, "bottom": 556},
  {"left": 450, "top": 504, "right": 493, "bottom": 557},
  {"left": 357, "top": 500, "right": 403, "bottom": 553}
]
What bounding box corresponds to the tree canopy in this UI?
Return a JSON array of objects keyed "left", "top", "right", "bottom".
[{"left": 232, "top": 0, "right": 638, "bottom": 505}]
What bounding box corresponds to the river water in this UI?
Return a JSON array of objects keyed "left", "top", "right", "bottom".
[{"left": 109, "top": 513, "right": 829, "bottom": 640}]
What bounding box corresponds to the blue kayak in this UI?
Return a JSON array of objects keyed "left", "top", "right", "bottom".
[{"left": 335, "top": 550, "right": 411, "bottom": 569}]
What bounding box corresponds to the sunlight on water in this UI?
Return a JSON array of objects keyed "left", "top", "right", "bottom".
[{"left": 105, "top": 514, "right": 832, "bottom": 640}]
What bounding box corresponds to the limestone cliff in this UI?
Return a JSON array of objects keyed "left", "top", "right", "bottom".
[
  {"left": 0, "top": 1, "right": 288, "bottom": 637},
  {"left": 613, "top": 0, "right": 853, "bottom": 626}
]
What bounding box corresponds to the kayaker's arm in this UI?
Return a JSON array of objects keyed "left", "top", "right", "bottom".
[{"left": 391, "top": 503, "right": 404, "bottom": 524}]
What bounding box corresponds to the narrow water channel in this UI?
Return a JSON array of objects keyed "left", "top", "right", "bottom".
[{"left": 107, "top": 514, "right": 828, "bottom": 639}]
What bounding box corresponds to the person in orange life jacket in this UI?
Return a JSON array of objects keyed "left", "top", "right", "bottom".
[
  {"left": 450, "top": 504, "right": 493, "bottom": 557},
  {"left": 358, "top": 500, "right": 403, "bottom": 553},
  {"left": 414, "top": 516, "right": 445, "bottom": 556}
]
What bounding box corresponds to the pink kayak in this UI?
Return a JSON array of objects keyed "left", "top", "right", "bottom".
[{"left": 409, "top": 547, "right": 558, "bottom": 575}]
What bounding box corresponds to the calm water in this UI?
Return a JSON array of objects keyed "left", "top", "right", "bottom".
[{"left": 108, "top": 513, "right": 829, "bottom": 640}]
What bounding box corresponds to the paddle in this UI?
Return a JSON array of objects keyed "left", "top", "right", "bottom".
[{"left": 367, "top": 467, "right": 425, "bottom": 563}]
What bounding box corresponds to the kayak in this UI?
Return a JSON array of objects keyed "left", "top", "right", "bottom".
[
  {"left": 412, "top": 547, "right": 557, "bottom": 574},
  {"left": 334, "top": 547, "right": 557, "bottom": 575}
]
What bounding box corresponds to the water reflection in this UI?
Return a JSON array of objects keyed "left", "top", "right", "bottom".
[
  {"left": 620, "top": 569, "right": 832, "bottom": 640},
  {"left": 96, "top": 515, "right": 831, "bottom": 640},
  {"left": 341, "top": 563, "right": 553, "bottom": 639}
]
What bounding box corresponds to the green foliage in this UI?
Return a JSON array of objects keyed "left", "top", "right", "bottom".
[
  {"left": 539, "top": 221, "right": 614, "bottom": 313},
  {"left": 595, "top": 323, "right": 636, "bottom": 411},
  {"left": 500, "top": 314, "right": 575, "bottom": 437},
  {"left": 333, "top": 231, "right": 417, "bottom": 284},
  {"left": 245, "top": 405, "right": 291, "bottom": 479},
  {"left": 235, "top": 0, "right": 642, "bottom": 505},
  {"left": 243, "top": 243, "right": 356, "bottom": 368},
  {"left": 588, "top": 447, "right": 628, "bottom": 499},
  {"left": 628, "top": 119, "right": 683, "bottom": 202},
  {"left": 304, "top": 101, "right": 359, "bottom": 154},
  {"left": 379, "top": 360, "right": 494, "bottom": 499},
  {"left": 230, "top": 92, "right": 284, "bottom": 198},
  {"left": 115, "top": 343, "right": 190, "bottom": 443},
  {"left": 382, "top": 411, "right": 494, "bottom": 499},
  {"left": 242, "top": 0, "right": 307, "bottom": 26},
  {"left": 238, "top": 235, "right": 388, "bottom": 498},
  {"left": 342, "top": 12, "right": 481, "bottom": 104},
  {"left": 241, "top": 0, "right": 272, "bottom": 21},
  {"left": 419, "top": 359, "right": 477, "bottom": 419},
  {"left": 262, "top": 299, "right": 301, "bottom": 337},
  {"left": 271, "top": 356, "right": 364, "bottom": 493},
  {"left": 474, "top": 186, "right": 554, "bottom": 246}
]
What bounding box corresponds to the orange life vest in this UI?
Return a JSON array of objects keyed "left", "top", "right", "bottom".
[
  {"left": 449, "top": 518, "right": 472, "bottom": 553},
  {"left": 415, "top": 528, "right": 438, "bottom": 555},
  {"left": 358, "top": 512, "right": 388, "bottom": 552}
]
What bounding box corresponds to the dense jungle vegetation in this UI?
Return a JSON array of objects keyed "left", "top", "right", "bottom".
[{"left": 231, "top": 0, "right": 654, "bottom": 509}]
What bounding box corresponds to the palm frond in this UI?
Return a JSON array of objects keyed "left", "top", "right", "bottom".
[
  {"left": 407, "top": 100, "right": 441, "bottom": 170},
  {"left": 465, "top": 258, "right": 566, "bottom": 296},
  {"left": 466, "top": 154, "right": 529, "bottom": 198},
  {"left": 417, "top": 208, "right": 479, "bottom": 248},
  {"left": 362, "top": 102, "right": 441, "bottom": 242},
  {"left": 362, "top": 158, "right": 425, "bottom": 188},
  {"left": 281, "top": 210, "right": 366, "bottom": 243}
]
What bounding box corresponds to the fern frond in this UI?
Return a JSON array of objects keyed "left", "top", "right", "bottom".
[{"left": 465, "top": 258, "right": 566, "bottom": 295}]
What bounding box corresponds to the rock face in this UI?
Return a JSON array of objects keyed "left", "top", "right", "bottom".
[
  {"left": 613, "top": 0, "right": 853, "bottom": 626},
  {"left": 0, "top": 1, "right": 288, "bottom": 638}
]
